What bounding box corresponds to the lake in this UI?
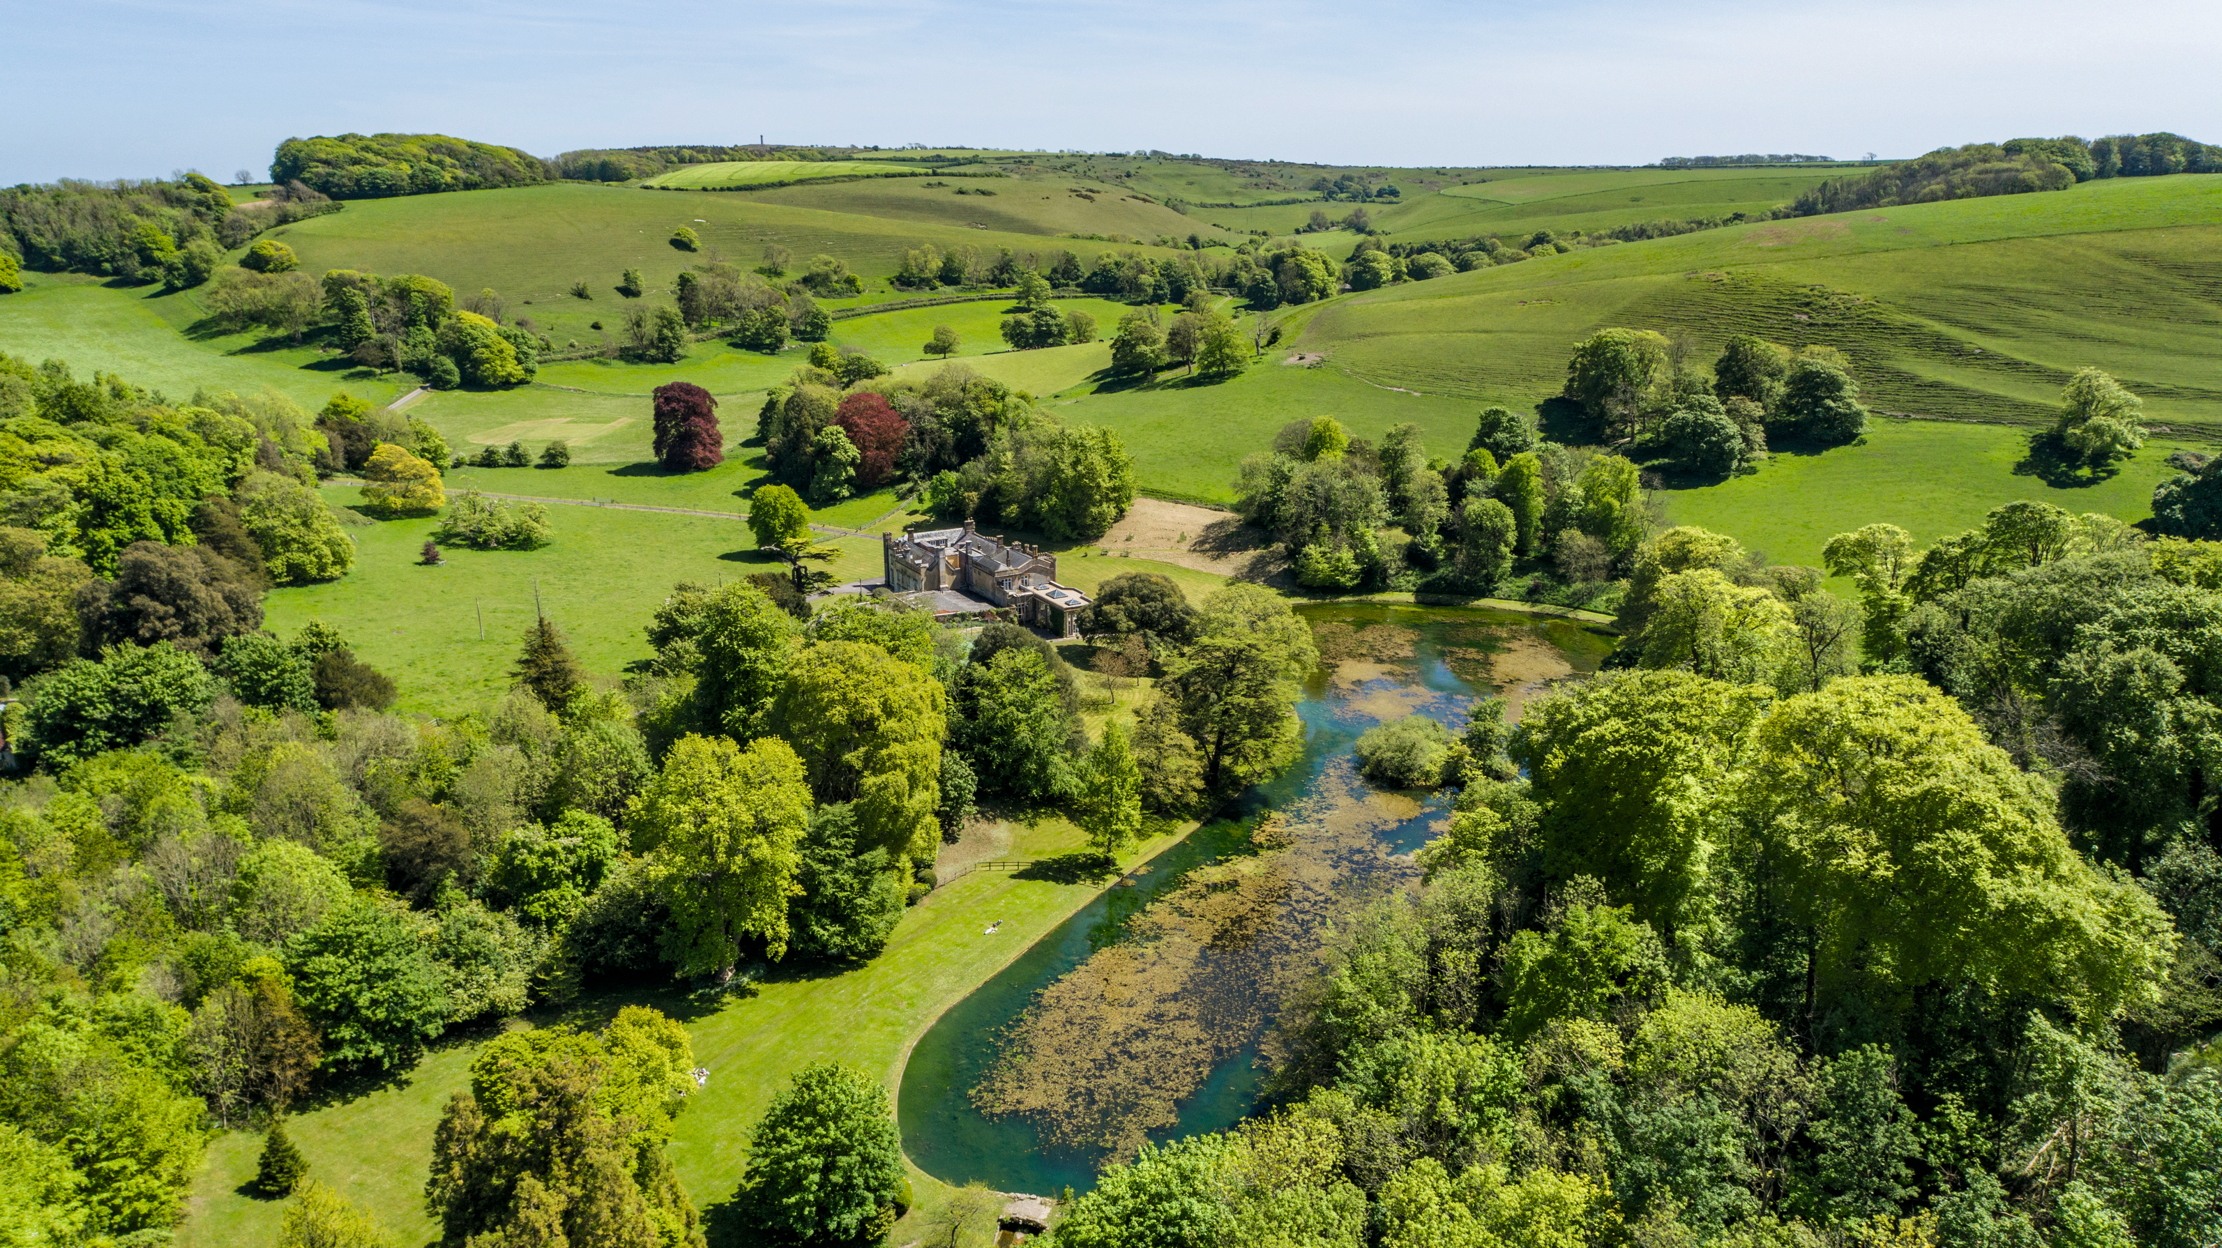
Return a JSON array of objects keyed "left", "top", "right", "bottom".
[{"left": 897, "top": 602, "right": 1615, "bottom": 1195}]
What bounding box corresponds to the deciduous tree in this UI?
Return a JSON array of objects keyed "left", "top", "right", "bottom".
[
  {"left": 832, "top": 392, "right": 908, "bottom": 490},
  {"left": 736, "top": 1062, "right": 905, "bottom": 1247},
  {"left": 650, "top": 381, "right": 722, "bottom": 472},
  {"left": 1075, "top": 720, "right": 1144, "bottom": 858},
  {"left": 358, "top": 442, "right": 444, "bottom": 514},
  {"left": 1158, "top": 585, "right": 1319, "bottom": 794},
  {"left": 770, "top": 640, "right": 945, "bottom": 861},
  {"left": 748, "top": 484, "right": 813, "bottom": 550},
  {"left": 629, "top": 734, "right": 810, "bottom": 974}
]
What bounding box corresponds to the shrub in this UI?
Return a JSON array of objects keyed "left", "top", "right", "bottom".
[
  {"left": 242, "top": 239, "right": 298, "bottom": 273},
  {"left": 0, "top": 251, "right": 21, "bottom": 294},
  {"left": 500, "top": 440, "right": 529, "bottom": 468},
  {"left": 671, "top": 226, "right": 700, "bottom": 251},
  {"left": 426, "top": 356, "right": 461, "bottom": 389},
  {"left": 617, "top": 267, "right": 643, "bottom": 297},
  {"left": 1355, "top": 715, "right": 1455, "bottom": 788},
  {"left": 569, "top": 279, "right": 591, "bottom": 299},
  {"left": 433, "top": 491, "right": 552, "bottom": 550},
  {"left": 538, "top": 440, "right": 570, "bottom": 468}
]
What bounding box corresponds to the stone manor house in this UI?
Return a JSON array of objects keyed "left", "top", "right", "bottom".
[{"left": 880, "top": 521, "right": 1092, "bottom": 637}]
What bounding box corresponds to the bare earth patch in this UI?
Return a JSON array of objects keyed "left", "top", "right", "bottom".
[
  {"left": 1095, "top": 497, "right": 1283, "bottom": 581},
  {"left": 934, "top": 815, "right": 1020, "bottom": 877}
]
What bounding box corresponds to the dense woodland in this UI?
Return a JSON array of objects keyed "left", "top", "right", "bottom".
[
  {"left": 1053, "top": 384, "right": 2222, "bottom": 1248},
  {"left": 269, "top": 134, "right": 547, "bottom": 199}
]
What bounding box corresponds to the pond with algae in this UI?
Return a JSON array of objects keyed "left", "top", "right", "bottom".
[{"left": 897, "top": 603, "right": 1614, "bottom": 1194}]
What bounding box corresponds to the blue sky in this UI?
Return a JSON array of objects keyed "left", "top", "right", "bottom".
[{"left": 5, "top": 0, "right": 2219, "bottom": 182}]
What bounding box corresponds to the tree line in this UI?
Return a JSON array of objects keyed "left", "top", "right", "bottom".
[
  {"left": 0, "top": 174, "right": 339, "bottom": 291},
  {"left": 551, "top": 143, "right": 869, "bottom": 183},
  {"left": 1790, "top": 133, "right": 2221, "bottom": 216},
  {"left": 757, "top": 357, "right": 1139, "bottom": 533}
]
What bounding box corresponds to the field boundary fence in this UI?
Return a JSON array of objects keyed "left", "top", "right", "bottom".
[{"left": 933, "top": 859, "right": 1035, "bottom": 888}]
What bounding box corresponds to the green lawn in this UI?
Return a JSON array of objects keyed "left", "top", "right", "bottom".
[
  {"left": 264, "top": 494, "right": 781, "bottom": 715},
  {"left": 180, "top": 813, "right": 1201, "bottom": 1248},
  {"left": 265, "top": 483, "right": 918, "bottom": 717},
  {"left": 1660, "top": 419, "right": 2201, "bottom": 569},
  {"left": 641, "top": 161, "right": 932, "bottom": 189}
]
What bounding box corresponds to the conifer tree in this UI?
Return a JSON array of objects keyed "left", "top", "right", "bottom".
[
  {"left": 257, "top": 1117, "right": 308, "bottom": 1196},
  {"left": 513, "top": 618, "right": 584, "bottom": 711}
]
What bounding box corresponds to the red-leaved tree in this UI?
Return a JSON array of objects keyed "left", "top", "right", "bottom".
[
  {"left": 651, "top": 381, "right": 723, "bottom": 472},
  {"left": 832, "top": 392, "right": 909, "bottom": 490}
]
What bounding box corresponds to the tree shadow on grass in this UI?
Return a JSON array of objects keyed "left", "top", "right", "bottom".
[
  {"left": 2014, "top": 430, "right": 2115, "bottom": 488},
  {"left": 1535, "top": 397, "right": 1594, "bottom": 446},
  {"left": 1014, "top": 852, "right": 1118, "bottom": 885},
  {"left": 702, "top": 1195, "right": 775, "bottom": 1248}
]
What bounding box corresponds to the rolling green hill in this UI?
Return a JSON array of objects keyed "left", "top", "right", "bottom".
[
  {"left": 639, "top": 159, "right": 931, "bottom": 188},
  {"left": 750, "top": 175, "right": 1229, "bottom": 243},
  {"left": 1299, "top": 172, "right": 2222, "bottom": 433},
  {"left": 2, "top": 158, "right": 2213, "bottom": 586}
]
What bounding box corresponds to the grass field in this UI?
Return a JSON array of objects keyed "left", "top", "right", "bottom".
[
  {"left": 754, "top": 176, "right": 1222, "bottom": 243},
  {"left": 180, "top": 781, "right": 1206, "bottom": 1248},
  {"left": 0, "top": 274, "right": 399, "bottom": 409},
  {"left": 1660, "top": 419, "right": 2201, "bottom": 568},
  {"left": 255, "top": 183, "right": 1201, "bottom": 351},
  {"left": 263, "top": 490, "right": 892, "bottom": 716},
  {"left": 1300, "top": 174, "right": 2222, "bottom": 434},
  {"left": 640, "top": 160, "right": 931, "bottom": 189},
  {"left": 1199, "top": 164, "right": 1849, "bottom": 241}
]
